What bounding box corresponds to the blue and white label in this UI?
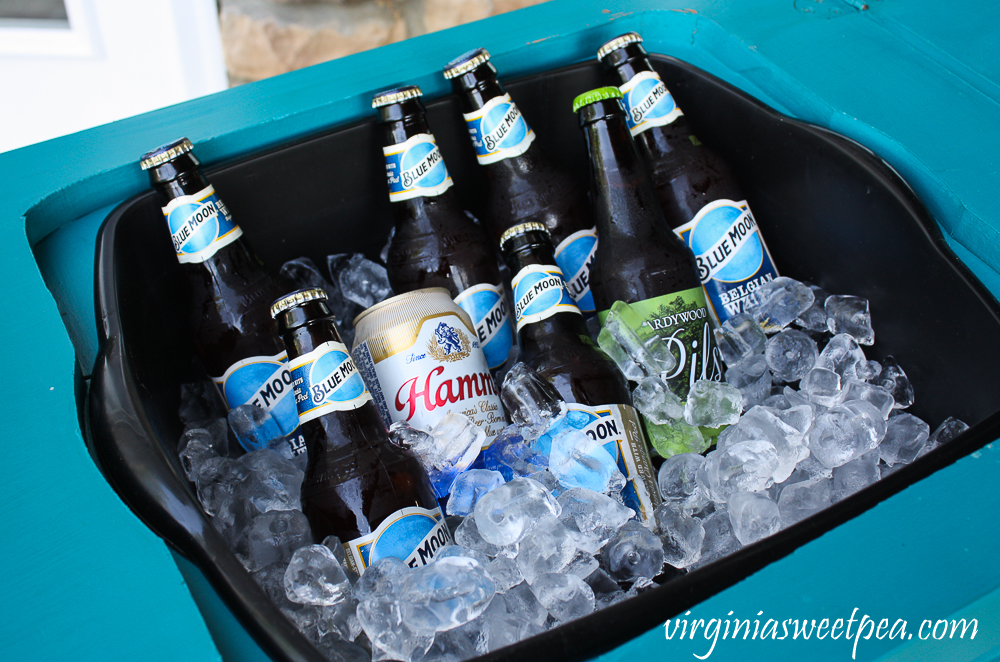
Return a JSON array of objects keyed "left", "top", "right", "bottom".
[
  {"left": 288, "top": 341, "right": 372, "bottom": 424},
  {"left": 213, "top": 352, "right": 300, "bottom": 437},
  {"left": 675, "top": 199, "right": 780, "bottom": 323},
  {"left": 344, "top": 506, "right": 452, "bottom": 575},
  {"left": 619, "top": 70, "right": 684, "bottom": 136},
  {"left": 454, "top": 282, "right": 514, "bottom": 371},
  {"left": 462, "top": 93, "right": 535, "bottom": 165},
  {"left": 163, "top": 185, "right": 243, "bottom": 263},
  {"left": 511, "top": 264, "right": 580, "bottom": 332},
  {"left": 553, "top": 227, "right": 598, "bottom": 314},
  {"left": 566, "top": 403, "right": 660, "bottom": 525},
  {"left": 383, "top": 133, "right": 453, "bottom": 201}
]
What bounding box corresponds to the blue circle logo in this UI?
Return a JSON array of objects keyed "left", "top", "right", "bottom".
[{"left": 689, "top": 204, "right": 763, "bottom": 283}]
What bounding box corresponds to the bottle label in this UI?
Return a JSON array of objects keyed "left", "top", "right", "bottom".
[
  {"left": 553, "top": 227, "right": 598, "bottom": 314},
  {"left": 454, "top": 282, "right": 514, "bottom": 371},
  {"left": 383, "top": 133, "right": 453, "bottom": 201},
  {"left": 213, "top": 352, "right": 300, "bottom": 438},
  {"left": 510, "top": 264, "right": 580, "bottom": 332},
  {"left": 565, "top": 403, "right": 661, "bottom": 525},
  {"left": 162, "top": 185, "right": 243, "bottom": 263},
  {"left": 353, "top": 313, "right": 506, "bottom": 441},
  {"left": 619, "top": 70, "right": 684, "bottom": 136},
  {"left": 674, "top": 199, "right": 780, "bottom": 324},
  {"left": 343, "top": 506, "right": 452, "bottom": 575},
  {"left": 598, "top": 287, "right": 724, "bottom": 399},
  {"left": 288, "top": 341, "right": 372, "bottom": 424},
  {"left": 462, "top": 93, "right": 535, "bottom": 165}
]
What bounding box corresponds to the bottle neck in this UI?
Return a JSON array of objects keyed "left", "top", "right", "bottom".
[
  {"left": 276, "top": 300, "right": 345, "bottom": 361},
  {"left": 450, "top": 61, "right": 505, "bottom": 113},
  {"left": 581, "top": 101, "right": 668, "bottom": 241}
]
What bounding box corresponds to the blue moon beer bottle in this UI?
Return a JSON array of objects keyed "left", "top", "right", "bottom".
[
  {"left": 598, "top": 33, "right": 780, "bottom": 323},
  {"left": 271, "top": 288, "right": 450, "bottom": 573}
]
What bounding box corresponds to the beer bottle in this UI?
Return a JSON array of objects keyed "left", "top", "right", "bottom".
[
  {"left": 141, "top": 138, "right": 302, "bottom": 452},
  {"left": 373, "top": 85, "right": 514, "bottom": 371},
  {"left": 271, "top": 288, "right": 450, "bottom": 572},
  {"left": 574, "top": 88, "right": 724, "bottom": 396},
  {"left": 443, "top": 48, "right": 599, "bottom": 315},
  {"left": 598, "top": 33, "right": 779, "bottom": 323},
  {"left": 500, "top": 222, "right": 661, "bottom": 523}
]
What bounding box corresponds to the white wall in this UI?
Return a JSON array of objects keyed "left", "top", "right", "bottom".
[{"left": 0, "top": 0, "right": 228, "bottom": 153}]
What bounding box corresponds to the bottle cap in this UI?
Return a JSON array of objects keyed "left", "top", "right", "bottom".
[
  {"left": 499, "top": 222, "right": 549, "bottom": 250},
  {"left": 372, "top": 85, "right": 423, "bottom": 109},
  {"left": 140, "top": 138, "right": 194, "bottom": 171},
  {"left": 597, "top": 32, "right": 643, "bottom": 61},
  {"left": 572, "top": 87, "right": 623, "bottom": 113},
  {"left": 270, "top": 288, "right": 329, "bottom": 318},
  {"left": 443, "top": 48, "right": 490, "bottom": 79}
]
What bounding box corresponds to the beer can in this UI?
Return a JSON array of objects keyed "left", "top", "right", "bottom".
[{"left": 352, "top": 287, "right": 507, "bottom": 442}]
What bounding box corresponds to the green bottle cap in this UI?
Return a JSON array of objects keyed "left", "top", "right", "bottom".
[{"left": 572, "top": 87, "right": 623, "bottom": 113}]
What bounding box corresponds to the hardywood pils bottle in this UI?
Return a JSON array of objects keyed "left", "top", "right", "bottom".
[
  {"left": 271, "top": 288, "right": 450, "bottom": 573},
  {"left": 575, "top": 88, "right": 724, "bottom": 397},
  {"left": 598, "top": 32, "right": 779, "bottom": 323},
  {"left": 444, "top": 48, "right": 599, "bottom": 315},
  {"left": 141, "top": 138, "right": 301, "bottom": 452},
  {"left": 500, "top": 222, "right": 661, "bottom": 523},
  {"left": 373, "top": 85, "right": 514, "bottom": 371}
]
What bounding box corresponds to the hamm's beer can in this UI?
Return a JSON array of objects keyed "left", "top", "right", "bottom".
[{"left": 352, "top": 288, "right": 507, "bottom": 442}]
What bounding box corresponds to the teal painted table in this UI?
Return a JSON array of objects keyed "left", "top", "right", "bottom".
[{"left": 1, "top": 1, "right": 998, "bottom": 660}]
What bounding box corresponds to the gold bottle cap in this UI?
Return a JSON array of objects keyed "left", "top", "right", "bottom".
[
  {"left": 372, "top": 85, "right": 423, "bottom": 109},
  {"left": 499, "top": 222, "right": 550, "bottom": 250},
  {"left": 140, "top": 138, "right": 194, "bottom": 170},
  {"left": 443, "top": 48, "right": 491, "bottom": 80},
  {"left": 270, "top": 288, "right": 328, "bottom": 318},
  {"left": 597, "top": 32, "right": 643, "bottom": 61}
]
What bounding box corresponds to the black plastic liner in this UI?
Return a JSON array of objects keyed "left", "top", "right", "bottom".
[{"left": 88, "top": 56, "right": 1000, "bottom": 662}]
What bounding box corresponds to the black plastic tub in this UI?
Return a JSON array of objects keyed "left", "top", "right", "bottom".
[{"left": 88, "top": 56, "right": 1000, "bottom": 662}]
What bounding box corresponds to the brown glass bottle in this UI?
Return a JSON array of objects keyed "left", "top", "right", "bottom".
[
  {"left": 575, "top": 88, "right": 724, "bottom": 395},
  {"left": 272, "top": 288, "right": 449, "bottom": 572},
  {"left": 142, "top": 138, "right": 301, "bottom": 447},
  {"left": 598, "top": 33, "right": 780, "bottom": 322},
  {"left": 373, "top": 85, "right": 514, "bottom": 371},
  {"left": 500, "top": 222, "right": 661, "bottom": 522},
  {"left": 444, "top": 48, "right": 599, "bottom": 315}
]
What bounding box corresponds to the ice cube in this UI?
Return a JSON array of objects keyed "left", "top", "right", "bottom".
[
  {"left": 874, "top": 357, "right": 915, "bottom": 409},
  {"left": 548, "top": 428, "right": 626, "bottom": 494},
  {"left": 528, "top": 573, "right": 595, "bottom": 623},
  {"left": 632, "top": 375, "right": 685, "bottom": 423},
  {"left": 499, "top": 363, "right": 564, "bottom": 441},
  {"left": 878, "top": 413, "right": 930, "bottom": 467},
  {"left": 693, "top": 507, "right": 741, "bottom": 567},
  {"left": 514, "top": 515, "right": 580, "bottom": 583},
  {"left": 653, "top": 504, "right": 704, "bottom": 568},
  {"left": 744, "top": 277, "right": 815, "bottom": 334},
  {"left": 815, "top": 333, "right": 868, "bottom": 382},
  {"left": 684, "top": 380, "right": 742, "bottom": 428},
  {"left": 727, "top": 491, "right": 781, "bottom": 546},
  {"left": 238, "top": 448, "right": 304, "bottom": 514},
  {"left": 919, "top": 416, "right": 969, "bottom": 457},
  {"left": 228, "top": 403, "right": 285, "bottom": 453},
  {"left": 794, "top": 283, "right": 831, "bottom": 332},
  {"left": 284, "top": 545, "right": 352, "bottom": 606},
  {"left": 246, "top": 509, "right": 312, "bottom": 571},
  {"left": 557, "top": 487, "right": 635, "bottom": 553},
  {"left": 478, "top": 425, "right": 548, "bottom": 481},
  {"left": 724, "top": 354, "right": 772, "bottom": 411},
  {"left": 645, "top": 417, "right": 708, "bottom": 459},
  {"left": 778, "top": 476, "right": 832, "bottom": 527},
  {"left": 452, "top": 516, "right": 506, "bottom": 559},
  {"left": 401, "top": 556, "right": 496, "bottom": 633},
  {"left": 503, "top": 582, "right": 549, "bottom": 630},
  {"left": 831, "top": 449, "right": 880, "bottom": 501},
  {"left": 800, "top": 367, "right": 842, "bottom": 407},
  {"left": 280, "top": 256, "right": 334, "bottom": 291},
  {"left": 357, "top": 597, "right": 434, "bottom": 662},
  {"left": 597, "top": 301, "right": 677, "bottom": 381},
  {"left": 713, "top": 313, "right": 767, "bottom": 365},
  {"left": 825, "top": 295, "right": 874, "bottom": 345},
  {"left": 840, "top": 380, "right": 894, "bottom": 419},
  {"left": 807, "top": 401, "right": 885, "bottom": 468},
  {"left": 721, "top": 406, "right": 810, "bottom": 484},
  {"left": 473, "top": 477, "right": 560, "bottom": 546},
  {"left": 178, "top": 427, "right": 223, "bottom": 481},
  {"left": 446, "top": 470, "right": 505, "bottom": 517},
  {"left": 765, "top": 329, "right": 818, "bottom": 383},
  {"left": 704, "top": 440, "right": 781, "bottom": 501},
  {"left": 354, "top": 557, "right": 409, "bottom": 602},
  {"left": 657, "top": 453, "right": 709, "bottom": 514},
  {"left": 330, "top": 253, "right": 393, "bottom": 309},
  {"left": 486, "top": 555, "right": 523, "bottom": 593},
  {"left": 601, "top": 521, "right": 664, "bottom": 581}
]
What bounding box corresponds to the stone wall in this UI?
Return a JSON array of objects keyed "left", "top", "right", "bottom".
[{"left": 220, "top": 0, "right": 551, "bottom": 84}]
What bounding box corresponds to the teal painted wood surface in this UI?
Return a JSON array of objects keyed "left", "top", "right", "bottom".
[{"left": 1, "top": 1, "right": 998, "bottom": 661}]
